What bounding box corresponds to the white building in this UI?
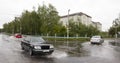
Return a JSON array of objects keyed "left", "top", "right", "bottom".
[
  {"left": 92, "top": 21, "right": 102, "bottom": 31},
  {"left": 60, "top": 12, "right": 102, "bottom": 31}
]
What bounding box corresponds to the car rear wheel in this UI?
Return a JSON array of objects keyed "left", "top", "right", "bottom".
[
  {"left": 91, "top": 42, "right": 94, "bottom": 44},
  {"left": 29, "top": 49, "right": 34, "bottom": 56}
]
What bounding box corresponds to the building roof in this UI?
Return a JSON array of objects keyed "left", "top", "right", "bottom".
[
  {"left": 92, "top": 21, "right": 102, "bottom": 25},
  {"left": 61, "top": 12, "right": 92, "bottom": 18}
]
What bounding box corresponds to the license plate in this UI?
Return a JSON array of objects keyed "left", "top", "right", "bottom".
[{"left": 43, "top": 50, "right": 49, "bottom": 52}]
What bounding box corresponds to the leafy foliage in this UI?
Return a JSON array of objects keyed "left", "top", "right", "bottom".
[
  {"left": 3, "top": 4, "right": 65, "bottom": 36},
  {"left": 3, "top": 4, "right": 100, "bottom": 37},
  {"left": 109, "top": 19, "right": 120, "bottom": 37},
  {"left": 108, "top": 26, "right": 120, "bottom": 37},
  {"left": 68, "top": 20, "right": 100, "bottom": 37}
]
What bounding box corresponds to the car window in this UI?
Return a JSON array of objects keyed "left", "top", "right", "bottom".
[
  {"left": 24, "top": 36, "right": 45, "bottom": 43},
  {"left": 92, "top": 36, "right": 101, "bottom": 38}
]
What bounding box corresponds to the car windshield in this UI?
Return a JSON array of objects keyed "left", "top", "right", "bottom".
[
  {"left": 25, "top": 36, "right": 45, "bottom": 43},
  {"left": 92, "top": 36, "right": 100, "bottom": 38}
]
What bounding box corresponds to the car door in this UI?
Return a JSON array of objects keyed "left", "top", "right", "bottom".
[
  {"left": 21, "top": 40, "right": 26, "bottom": 49},
  {"left": 23, "top": 40, "right": 31, "bottom": 51}
]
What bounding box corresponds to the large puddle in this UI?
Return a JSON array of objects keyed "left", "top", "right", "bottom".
[
  {"left": 48, "top": 41, "right": 88, "bottom": 57},
  {"left": 49, "top": 40, "right": 120, "bottom": 60}
]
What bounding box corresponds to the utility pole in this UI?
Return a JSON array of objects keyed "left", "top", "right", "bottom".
[
  {"left": 20, "top": 21, "right": 22, "bottom": 34},
  {"left": 113, "top": 20, "right": 118, "bottom": 38},
  {"left": 66, "top": 9, "right": 70, "bottom": 50},
  {"left": 67, "top": 9, "right": 70, "bottom": 38}
]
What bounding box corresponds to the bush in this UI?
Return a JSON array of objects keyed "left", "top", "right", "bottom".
[{"left": 43, "top": 37, "right": 90, "bottom": 42}]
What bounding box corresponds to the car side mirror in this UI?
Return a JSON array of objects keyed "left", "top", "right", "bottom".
[
  {"left": 26, "top": 40, "right": 30, "bottom": 43},
  {"left": 24, "top": 39, "right": 30, "bottom": 43}
]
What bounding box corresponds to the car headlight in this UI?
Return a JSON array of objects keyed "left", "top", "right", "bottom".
[
  {"left": 34, "top": 46, "right": 41, "bottom": 49},
  {"left": 50, "top": 45, "right": 54, "bottom": 48}
]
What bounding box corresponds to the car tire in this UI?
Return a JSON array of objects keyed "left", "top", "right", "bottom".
[
  {"left": 29, "top": 49, "right": 34, "bottom": 56},
  {"left": 21, "top": 47, "right": 24, "bottom": 50}
]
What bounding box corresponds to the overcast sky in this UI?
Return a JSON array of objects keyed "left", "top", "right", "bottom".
[{"left": 0, "top": 0, "right": 120, "bottom": 31}]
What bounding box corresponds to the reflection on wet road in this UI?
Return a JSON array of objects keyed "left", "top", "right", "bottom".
[
  {"left": 1, "top": 34, "right": 120, "bottom": 63},
  {"left": 82, "top": 40, "right": 120, "bottom": 59}
]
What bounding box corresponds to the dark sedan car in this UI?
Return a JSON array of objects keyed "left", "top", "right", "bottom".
[{"left": 21, "top": 36, "right": 54, "bottom": 56}]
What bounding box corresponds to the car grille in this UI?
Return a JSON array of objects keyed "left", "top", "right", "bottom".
[{"left": 41, "top": 46, "right": 50, "bottom": 49}]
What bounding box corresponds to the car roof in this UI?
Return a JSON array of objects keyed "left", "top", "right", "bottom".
[
  {"left": 92, "top": 35, "right": 101, "bottom": 38},
  {"left": 24, "top": 36, "right": 45, "bottom": 41}
]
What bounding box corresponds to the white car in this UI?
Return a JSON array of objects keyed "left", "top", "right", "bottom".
[{"left": 90, "top": 36, "right": 104, "bottom": 44}]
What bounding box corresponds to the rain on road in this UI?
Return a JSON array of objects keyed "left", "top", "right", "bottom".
[{"left": 0, "top": 34, "right": 120, "bottom": 63}]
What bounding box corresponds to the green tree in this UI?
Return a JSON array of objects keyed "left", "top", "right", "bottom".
[
  {"left": 3, "top": 4, "right": 64, "bottom": 36},
  {"left": 37, "top": 4, "right": 61, "bottom": 36},
  {"left": 68, "top": 19, "right": 100, "bottom": 37}
]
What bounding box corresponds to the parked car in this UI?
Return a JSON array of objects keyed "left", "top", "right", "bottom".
[
  {"left": 90, "top": 35, "right": 104, "bottom": 44},
  {"left": 21, "top": 36, "right": 54, "bottom": 56}
]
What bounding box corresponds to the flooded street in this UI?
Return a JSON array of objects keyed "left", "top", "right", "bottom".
[{"left": 1, "top": 34, "right": 120, "bottom": 63}]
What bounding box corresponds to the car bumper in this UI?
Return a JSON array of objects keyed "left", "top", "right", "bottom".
[
  {"left": 91, "top": 40, "right": 104, "bottom": 44},
  {"left": 32, "top": 49, "right": 54, "bottom": 55},
  {"left": 91, "top": 41, "right": 102, "bottom": 44}
]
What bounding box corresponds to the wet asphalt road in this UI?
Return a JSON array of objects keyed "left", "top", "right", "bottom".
[{"left": 1, "top": 34, "right": 120, "bottom": 63}]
